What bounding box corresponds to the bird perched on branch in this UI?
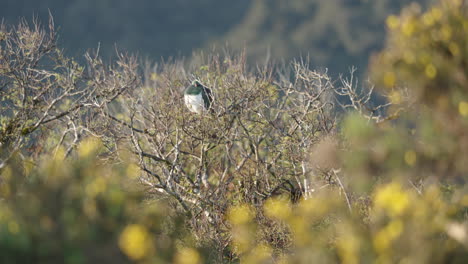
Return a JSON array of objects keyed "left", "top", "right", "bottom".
[{"left": 184, "top": 80, "right": 213, "bottom": 114}]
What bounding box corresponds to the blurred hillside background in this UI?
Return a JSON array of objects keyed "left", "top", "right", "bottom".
[{"left": 2, "top": 0, "right": 432, "bottom": 76}]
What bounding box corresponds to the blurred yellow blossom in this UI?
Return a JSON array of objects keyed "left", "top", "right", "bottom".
[
  {"left": 264, "top": 197, "right": 291, "bottom": 220},
  {"left": 174, "top": 247, "right": 202, "bottom": 264},
  {"left": 337, "top": 230, "right": 361, "bottom": 264},
  {"left": 404, "top": 150, "right": 417, "bottom": 166},
  {"left": 78, "top": 137, "right": 102, "bottom": 158},
  {"left": 386, "top": 15, "right": 400, "bottom": 29},
  {"left": 119, "top": 224, "right": 153, "bottom": 260},
  {"left": 383, "top": 72, "right": 396, "bottom": 87},
  {"left": 458, "top": 101, "right": 468, "bottom": 116},
  {"left": 440, "top": 25, "right": 453, "bottom": 41},
  {"left": 374, "top": 183, "right": 410, "bottom": 216},
  {"left": 150, "top": 72, "right": 158, "bottom": 81},
  {"left": 126, "top": 163, "right": 140, "bottom": 179},
  {"left": 425, "top": 64, "right": 437, "bottom": 79},
  {"left": 423, "top": 13, "right": 435, "bottom": 26},
  {"left": 242, "top": 244, "right": 273, "bottom": 264},
  {"left": 86, "top": 177, "right": 107, "bottom": 197},
  {"left": 228, "top": 204, "right": 254, "bottom": 225},
  {"left": 403, "top": 51, "right": 416, "bottom": 64},
  {"left": 448, "top": 42, "right": 460, "bottom": 56},
  {"left": 373, "top": 220, "right": 403, "bottom": 253},
  {"left": 461, "top": 195, "right": 468, "bottom": 206},
  {"left": 8, "top": 221, "right": 19, "bottom": 234},
  {"left": 389, "top": 90, "right": 402, "bottom": 104},
  {"left": 402, "top": 19, "right": 416, "bottom": 36},
  {"left": 431, "top": 7, "right": 443, "bottom": 22}
]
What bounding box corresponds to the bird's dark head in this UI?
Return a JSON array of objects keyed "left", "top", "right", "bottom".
[{"left": 192, "top": 80, "right": 201, "bottom": 87}]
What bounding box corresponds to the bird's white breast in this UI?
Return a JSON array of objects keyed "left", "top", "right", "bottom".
[{"left": 184, "top": 93, "right": 205, "bottom": 114}]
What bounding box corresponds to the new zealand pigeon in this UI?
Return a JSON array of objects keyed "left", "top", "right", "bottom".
[{"left": 184, "top": 80, "right": 213, "bottom": 114}]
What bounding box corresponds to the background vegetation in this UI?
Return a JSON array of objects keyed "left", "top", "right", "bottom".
[
  {"left": 1, "top": 0, "right": 467, "bottom": 263},
  {"left": 2, "top": 0, "right": 432, "bottom": 75}
]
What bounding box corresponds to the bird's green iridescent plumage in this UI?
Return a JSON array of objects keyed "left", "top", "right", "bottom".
[{"left": 184, "top": 84, "right": 203, "bottom": 95}]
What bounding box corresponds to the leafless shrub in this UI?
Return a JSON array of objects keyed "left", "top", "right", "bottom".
[
  {"left": 87, "top": 50, "right": 341, "bottom": 256},
  {"left": 336, "top": 66, "right": 410, "bottom": 124},
  {"left": 0, "top": 15, "right": 139, "bottom": 168}
]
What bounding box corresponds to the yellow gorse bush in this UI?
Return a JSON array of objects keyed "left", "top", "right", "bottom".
[
  {"left": 223, "top": 182, "right": 467, "bottom": 263},
  {"left": 0, "top": 138, "right": 197, "bottom": 263},
  {"left": 373, "top": 0, "right": 468, "bottom": 111}
]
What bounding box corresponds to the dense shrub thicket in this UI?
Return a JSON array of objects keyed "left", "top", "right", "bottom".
[{"left": 1, "top": 0, "right": 467, "bottom": 263}]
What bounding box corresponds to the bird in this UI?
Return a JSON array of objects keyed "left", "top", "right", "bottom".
[{"left": 184, "top": 80, "right": 213, "bottom": 114}]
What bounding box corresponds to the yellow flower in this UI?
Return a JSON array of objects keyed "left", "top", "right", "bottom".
[
  {"left": 460, "top": 195, "right": 468, "bottom": 206},
  {"left": 404, "top": 150, "right": 417, "bottom": 166},
  {"left": 337, "top": 231, "right": 360, "bottom": 264},
  {"left": 126, "top": 163, "right": 140, "bottom": 179},
  {"left": 440, "top": 25, "right": 453, "bottom": 41},
  {"left": 228, "top": 204, "right": 254, "bottom": 225},
  {"left": 402, "top": 19, "right": 416, "bottom": 36},
  {"left": 119, "top": 224, "right": 153, "bottom": 260},
  {"left": 174, "top": 247, "right": 202, "bottom": 264},
  {"left": 431, "top": 7, "right": 443, "bottom": 22},
  {"left": 449, "top": 42, "right": 460, "bottom": 56},
  {"left": 373, "top": 220, "right": 403, "bottom": 253},
  {"left": 242, "top": 244, "right": 273, "bottom": 264},
  {"left": 403, "top": 51, "right": 415, "bottom": 64},
  {"left": 264, "top": 197, "right": 291, "bottom": 220},
  {"left": 150, "top": 72, "right": 158, "bottom": 81},
  {"left": 374, "top": 183, "right": 410, "bottom": 216},
  {"left": 8, "top": 221, "right": 20, "bottom": 234},
  {"left": 423, "top": 13, "right": 435, "bottom": 26},
  {"left": 389, "top": 91, "right": 402, "bottom": 104},
  {"left": 383, "top": 72, "right": 396, "bottom": 87},
  {"left": 425, "top": 64, "right": 437, "bottom": 79},
  {"left": 85, "top": 177, "right": 107, "bottom": 197},
  {"left": 78, "top": 137, "right": 102, "bottom": 158},
  {"left": 459, "top": 101, "right": 468, "bottom": 117},
  {"left": 386, "top": 15, "right": 399, "bottom": 30}
]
